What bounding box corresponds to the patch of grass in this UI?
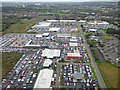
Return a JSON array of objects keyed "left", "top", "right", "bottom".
[
  {"left": 102, "top": 35, "right": 114, "bottom": 40},
  {"left": 103, "top": 29, "right": 107, "bottom": 32},
  {"left": 2, "top": 19, "right": 40, "bottom": 35},
  {"left": 2, "top": 53, "right": 23, "bottom": 79},
  {"left": 96, "top": 62, "right": 119, "bottom": 88}
]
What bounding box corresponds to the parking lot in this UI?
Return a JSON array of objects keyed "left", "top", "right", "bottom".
[{"left": 1, "top": 20, "right": 99, "bottom": 89}]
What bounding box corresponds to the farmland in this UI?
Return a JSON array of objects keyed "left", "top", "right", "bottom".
[
  {"left": 2, "top": 53, "right": 23, "bottom": 79},
  {"left": 96, "top": 62, "right": 119, "bottom": 88}
]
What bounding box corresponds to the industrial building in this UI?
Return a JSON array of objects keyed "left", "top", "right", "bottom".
[
  {"left": 69, "top": 42, "right": 78, "bottom": 47},
  {"left": 57, "top": 34, "right": 71, "bottom": 38},
  {"left": 32, "top": 22, "right": 51, "bottom": 28},
  {"left": 67, "top": 50, "right": 81, "bottom": 59},
  {"left": 41, "top": 49, "right": 61, "bottom": 58},
  {"left": 88, "top": 29, "right": 97, "bottom": 33},
  {"left": 34, "top": 69, "right": 53, "bottom": 88}
]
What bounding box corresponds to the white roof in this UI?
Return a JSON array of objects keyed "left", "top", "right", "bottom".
[
  {"left": 41, "top": 49, "right": 61, "bottom": 58},
  {"left": 49, "top": 28, "right": 60, "bottom": 32},
  {"left": 36, "top": 34, "right": 42, "bottom": 37},
  {"left": 78, "top": 20, "right": 86, "bottom": 23},
  {"left": 89, "top": 29, "right": 97, "bottom": 32},
  {"left": 67, "top": 50, "right": 81, "bottom": 57},
  {"left": 69, "top": 42, "right": 78, "bottom": 46},
  {"left": 43, "top": 59, "right": 53, "bottom": 67},
  {"left": 57, "top": 34, "right": 71, "bottom": 38},
  {"left": 60, "top": 20, "right": 76, "bottom": 22},
  {"left": 46, "top": 20, "right": 59, "bottom": 22},
  {"left": 42, "top": 33, "right": 49, "bottom": 36},
  {"left": 67, "top": 53, "right": 81, "bottom": 57},
  {"left": 34, "top": 69, "right": 53, "bottom": 88},
  {"left": 97, "top": 21, "right": 109, "bottom": 25},
  {"left": 32, "top": 22, "right": 51, "bottom": 28}
]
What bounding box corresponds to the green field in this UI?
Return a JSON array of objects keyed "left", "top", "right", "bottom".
[
  {"left": 103, "top": 29, "right": 107, "bottom": 32},
  {"left": 2, "top": 53, "right": 23, "bottom": 79},
  {"left": 2, "top": 19, "right": 40, "bottom": 35},
  {"left": 102, "top": 35, "right": 114, "bottom": 40},
  {"left": 96, "top": 62, "right": 119, "bottom": 88}
]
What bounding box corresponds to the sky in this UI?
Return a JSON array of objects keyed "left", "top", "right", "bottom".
[{"left": 1, "top": 0, "right": 119, "bottom": 2}]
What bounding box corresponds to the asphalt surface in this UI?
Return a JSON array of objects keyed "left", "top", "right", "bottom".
[
  {"left": 80, "top": 28, "right": 106, "bottom": 88},
  {"left": 93, "top": 47, "right": 106, "bottom": 62}
]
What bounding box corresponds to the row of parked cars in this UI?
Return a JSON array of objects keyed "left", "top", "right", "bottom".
[
  {"left": 60, "top": 64, "right": 98, "bottom": 89},
  {"left": 2, "top": 49, "right": 44, "bottom": 89},
  {"left": 0, "top": 47, "right": 38, "bottom": 53}
]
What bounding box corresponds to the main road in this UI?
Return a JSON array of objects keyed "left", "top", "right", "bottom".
[{"left": 79, "top": 27, "right": 106, "bottom": 88}]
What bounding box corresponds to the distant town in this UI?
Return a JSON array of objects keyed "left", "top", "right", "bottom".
[{"left": 1, "top": 1, "right": 119, "bottom": 89}]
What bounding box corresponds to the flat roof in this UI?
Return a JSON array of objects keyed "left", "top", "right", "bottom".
[
  {"left": 57, "top": 34, "right": 71, "bottom": 38},
  {"left": 41, "top": 49, "right": 61, "bottom": 58},
  {"left": 97, "top": 21, "right": 109, "bottom": 25},
  {"left": 69, "top": 42, "right": 78, "bottom": 46},
  {"left": 60, "top": 20, "right": 76, "bottom": 22},
  {"left": 89, "top": 29, "right": 97, "bottom": 32},
  {"left": 42, "top": 33, "right": 49, "bottom": 36},
  {"left": 78, "top": 20, "right": 86, "bottom": 23},
  {"left": 43, "top": 59, "right": 53, "bottom": 67},
  {"left": 34, "top": 69, "right": 53, "bottom": 88},
  {"left": 32, "top": 22, "right": 51, "bottom": 28},
  {"left": 36, "top": 34, "right": 42, "bottom": 37},
  {"left": 49, "top": 28, "right": 60, "bottom": 32},
  {"left": 46, "top": 20, "right": 59, "bottom": 22},
  {"left": 67, "top": 53, "right": 81, "bottom": 57}
]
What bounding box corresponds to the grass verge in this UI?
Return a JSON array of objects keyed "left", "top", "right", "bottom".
[{"left": 2, "top": 52, "right": 23, "bottom": 79}]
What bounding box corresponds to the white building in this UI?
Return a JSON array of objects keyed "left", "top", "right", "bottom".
[
  {"left": 46, "top": 20, "right": 59, "bottom": 22},
  {"left": 36, "top": 34, "right": 42, "bottom": 38},
  {"left": 70, "top": 37, "right": 77, "bottom": 42},
  {"left": 49, "top": 28, "right": 60, "bottom": 32},
  {"left": 97, "top": 21, "right": 109, "bottom": 25},
  {"left": 34, "top": 69, "right": 53, "bottom": 88},
  {"left": 78, "top": 20, "right": 86, "bottom": 24},
  {"left": 42, "top": 33, "right": 49, "bottom": 37},
  {"left": 67, "top": 50, "right": 81, "bottom": 59},
  {"left": 43, "top": 59, "right": 53, "bottom": 67},
  {"left": 41, "top": 49, "right": 61, "bottom": 58},
  {"left": 69, "top": 42, "right": 78, "bottom": 47},
  {"left": 88, "top": 29, "right": 97, "bottom": 33},
  {"left": 60, "top": 20, "right": 76, "bottom": 23},
  {"left": 57, "top": 34, "right": 71, "bottom": 38},
  {"left": 32, "top": 22, "right": 51, "bottom": 28}
]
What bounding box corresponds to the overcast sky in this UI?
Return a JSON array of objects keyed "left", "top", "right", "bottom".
[{"left": 1, "top": 0, "right": 119, "bottom": 2}]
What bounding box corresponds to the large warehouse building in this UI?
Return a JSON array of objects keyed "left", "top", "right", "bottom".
[
  {"left": 67, "top": 50, "right": 81, "bottom": 59},
  {"left": 34, "top": 69, "right": 53, "bottom": 88},
  {"left": 32, "top": 22, "right": 51, "bottom": 28},
  {"left": 41, "top": 49, "right": 61, "bottom": 58}
]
